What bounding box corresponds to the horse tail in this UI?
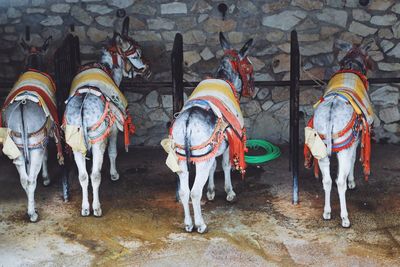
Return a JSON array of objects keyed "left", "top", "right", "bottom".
[
  {"left": 20, "top": 103, "right": 30, "bottom": 165},
  {"left": 80, "top": 94, "right": 89, "bottom": 148},
  {"left": 184, "top": 109, "right": 194, "bottom": 172},
  {"left": 326, "top": 100, "right": 335, "bottom": 156}
]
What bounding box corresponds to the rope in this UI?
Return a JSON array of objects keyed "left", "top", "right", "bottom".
[
  {"left": 300, "top": 54, "right": 326, "bottom": 88},
  {"left": 245, "top": 139, "right": 281, "bottom": 164}
]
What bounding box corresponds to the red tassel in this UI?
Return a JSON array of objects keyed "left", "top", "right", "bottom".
[{"left": 124, "top": 114, "right": 135, "bottom": 152}]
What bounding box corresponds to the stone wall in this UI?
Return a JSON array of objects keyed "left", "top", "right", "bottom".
[{"left": 0, "top": 0, "right": 400, "bottom": 145}]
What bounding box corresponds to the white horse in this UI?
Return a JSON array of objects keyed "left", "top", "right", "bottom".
[
  {"left": 307, "top": 40, "right": 374, "bottom": 228},
  {"left": 170, "top": 32, "right": 254, "bottom": 233},
  {"left": 1, "top": 36, "right": 61, "bottom": 222},
  {"left": 64, "top": 19, "right": 150, "bottom": 217}
]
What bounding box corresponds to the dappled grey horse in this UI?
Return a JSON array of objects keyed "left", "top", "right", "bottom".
[
  {"left": 1, "top": 36, "right": 60, "bottom": 222},
  {"left": 64, "top": 18, "right": 150, "bottom": 217},
  {"left": 306, "top": 39, "right": 374, "bottom": 228},
  {"left": 170, "top": 32, "right": 254, "bottom": 233}
]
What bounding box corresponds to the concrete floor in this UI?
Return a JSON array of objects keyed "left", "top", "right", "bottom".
[{"left": 0, "top": 144, "right": 400, "bottom": 266}]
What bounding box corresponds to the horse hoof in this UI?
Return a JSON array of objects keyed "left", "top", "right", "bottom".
[
  {"left": 81, "top": 208, "right": 90, "bottom": 217},
  {"left": 323, "top": 212, "right": 331, "bottom": 220},
  {"left": 196, "top": 224, "right": 208, "bottom": 234},
  {"left": 226, "top": 192, "right": 237, "bottom": 202},
  {"left": 43, "top": 177, "right": 50, "bottom": 187},
  {"left": 93, "top": 208, "right": 102, "bottom": 217},
  {"left": 111, "top": 173, "right": 120, "bottom": 181},
  {"left": 348, "top": 181, "right": 356, "bottom": 190},
  {"left": 185, "top": 224, "right": 194, "bottom": 232},
  {"left": 207, "top": 190, "right": 215, "bottom": 201},
  {"left": 29, "top": 212, "right": 39, "bottom": 222},
  {"left": 341, "top": 217, "right": 351, "bottom": 228}
]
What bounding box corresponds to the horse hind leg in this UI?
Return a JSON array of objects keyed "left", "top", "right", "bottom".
[
  {"left": 222, "top": 147, "right": 236, "bottom": 202},
  {"left": 206, "top": 160, "right": 217, "bottom": 201},
  {"left": 91, "top": 141, "right": 107, "bottom": 217},
  {"left": 15, "top": 150, "right": 44, "bottom": 222},
  {"left": 178, "top": 161, "right": 193, "bottom": 232},
  {"left": 41, "top": 147, "right": 50, "bottom": 186},
  {"left": 337, "top": 146, "right": 355, "bottom": 228},
  {"left": 318, "top": 156, "right": 332, "bottom": 220},
  {"left": 108, "top": 126, "right": 119, "bottom": 181},
  {"left": 73, "top": 151, "right": 90, "bottom": 216},
  {"left": 192, "top": 160, "right": 215, "bottom": 233},
  {"left": 347, "top": 141, "right": 358, "bottom": 190}
]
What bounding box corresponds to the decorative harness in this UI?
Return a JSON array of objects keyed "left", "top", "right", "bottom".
[
  {"left": 304, "top": 69, "right": 372, "bottom": 181},
  {"left": 63, "top": 45, "right": 136, "bottom": 152},
  {"left": 170, "top": 50, "right": 254, "bottom": 177},
  {"left": 0, "top": 69, "right": 64, "bottom": 164}
]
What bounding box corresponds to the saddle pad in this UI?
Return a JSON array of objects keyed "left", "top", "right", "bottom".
[
  {"left": 184, "top": 79, "right": 243, "bottom": 134},
  {"left": 315, "top": 72, "right": 374, "bottom": 125},
  {"left": 3, "top": 70, "right": 58, "bottom": 124},
  {"left": 69, "top": 68, "right": 128, "bottom": 113}
]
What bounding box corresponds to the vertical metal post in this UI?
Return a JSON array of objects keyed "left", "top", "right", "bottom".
[
  {"left": 171, "top": 33, "right": 184, "bottom": 202},
  {"left": 54, "top": 33, "right": 81, "bottom": 202},
  {"left": 290, "top": 30, "right": 300, "bottom": 205},
  {"left": 171, "top": 33, "right": 184, "bottom": 115}
]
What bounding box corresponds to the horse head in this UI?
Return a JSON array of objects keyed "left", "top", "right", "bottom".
[
  {"left": 110, "top": 17, "right": 151, "bottom": 80},
  {"left": 20, "top": 36, "right": 52, "bottom": 72},
  {"left": 338, "top": 38, "right": 374, "bottom": 75},
  {"left": 216, "top": 32, "right": 254, "bottom": 97}
]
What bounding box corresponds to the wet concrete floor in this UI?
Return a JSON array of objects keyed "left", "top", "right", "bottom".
[{"left": 0, "top": 144, "right": 400, "bottom": 266}]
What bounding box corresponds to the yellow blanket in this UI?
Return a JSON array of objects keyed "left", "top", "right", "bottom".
[
  {"left": 186, "top": 79, "right": 244, "bottom": 130},
  {"left": 314, "top": 72, "right": 374, "bottom": 125},
  {"left": 69, "top": 68, "right": 128, "bottom": 113},
  {"left": 6, "top": 71, "right": 57, "bottom": 119}
]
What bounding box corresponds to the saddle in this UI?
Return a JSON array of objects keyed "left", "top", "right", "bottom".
[
  {"left": 305, "top": 70, "right": 373, "bottom": 180},
  {"left": 65, "top": 65, "right": 135, "bottom": 152},
  {"left": 0, "top": 69, "right": 63, "bottom": 164},
  {"left": 171, "top": 79, "right": 247, "bottom": 176}
]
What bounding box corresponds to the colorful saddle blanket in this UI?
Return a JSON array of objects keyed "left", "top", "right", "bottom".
[
  {"left": 314, "top": 71, "right": 374, "bottom": 124},
  {"left": 3, "top": 70, "right": 58, "bottom": 124},
  {"left": 65, "top": 66, "right": 134, "bottom": 153},
  {"left": 69, "top": 67, "right": 128, "bottom": 114},
  {"left": 177, "top": 79, "right": 247, "bottom": 176},
  {"left": 0, "top": 70, "right": 63, "bottom": 164},
  {"left": 183, "top": 79, "right": 244, "bottom": 136}
]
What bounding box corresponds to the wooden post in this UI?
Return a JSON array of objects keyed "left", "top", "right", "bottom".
[
  {"left": 171, "top": 33, "right": 184, "bottom": 116},
  {"left": 290, "top": 30, "right": 300, "bottom": 205}
]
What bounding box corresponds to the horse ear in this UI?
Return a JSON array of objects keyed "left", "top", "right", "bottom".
[
  {"left": 335, "top": 40, "right": 353, "bottom": 53},
  {"left": 239, "top": 38, "right": 253, "bottom": 59},
  {"left": 360, "top": 37, "right": 375, "bottom": 54},
  {"left": 42, "top": 36, "right": 52, "bottom": 52},
  {"left": 20, "top": 38, "right": 30, "bottom": 51},
  {"left": 219, "top": 32, "right": 231, "bottom": 50},
  {"left": 122, "top": 17, "right": 129, "bottom": 37}
]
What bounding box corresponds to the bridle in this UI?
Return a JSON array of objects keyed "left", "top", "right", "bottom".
[
  {"left": 339, "top": 46, "right": 370, "bottom": 75},
  {"left": 107, "top": 37, "right": 147, "bottom": 76},
  {"left": 223, "top": 50, "right": 255, "bottom": 98}
]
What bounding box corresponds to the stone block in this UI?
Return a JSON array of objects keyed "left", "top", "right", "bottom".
[
  {"left": 370, "top": 85, "right": 399, "bottom": 106},
  {"left": 147, "top": 18, "right": 175, "bottom": 30},
  {"left": 86, "top": 4, "right": 113, "bottom": 15},
  {"left": 161, "top": 2, "right": 188, "bottom": 15},
  {"left": 349, "top": 22, "right": 377, "bottom": 37},
  {"left": 379, "top": 106, "right": 400, "bottom": 123},
  {"left": 316, "top": 8, "right": 347, "bottom": 28},
  {"left": 145, "top": 91, "right": 160, "bottom": 108},
  {"left": 262, "top": 10, "right": 306, "bottom": 30}
]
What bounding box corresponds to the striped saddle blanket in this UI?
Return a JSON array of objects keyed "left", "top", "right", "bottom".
[
  {"left": 3, "top": 70, "right": 58, "bottom": 124},
  {"left": 314, "top": 71, "right": 374, "bottom": 124},
  {"left": 69, "top": 67, "right": 128, "bottom": 114},
  {"left": 182, "top": 79, "right": 244, "bottom": 136},
  {"left": 178, "top": 79, "right": 247, "bottom": 175}
]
